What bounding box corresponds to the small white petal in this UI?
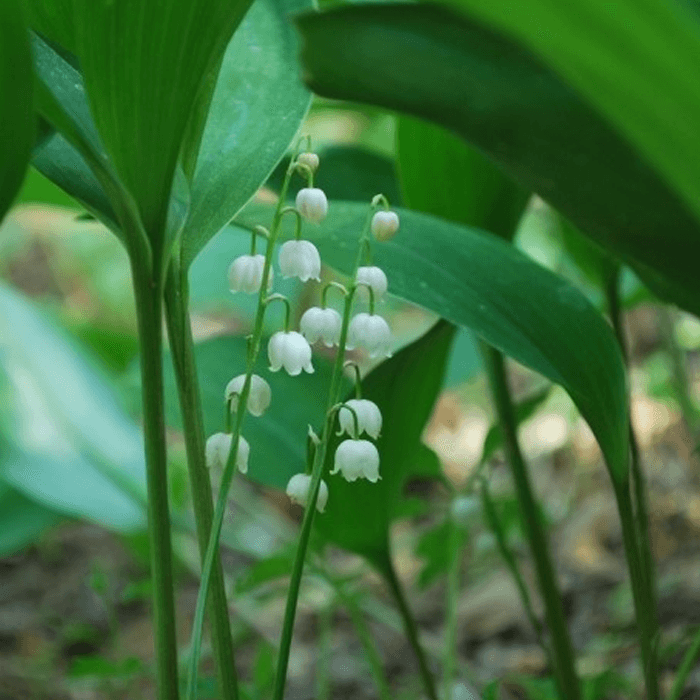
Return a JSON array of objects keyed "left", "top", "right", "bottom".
[
  {"left": 268, "top": 331, "right": 314, "bottom": 376},
  {"left": 338, "top": 399, "right": 382, "bottom": 439},
  {"left": 279, "top": 240, "right": 321, "bottom": 282},
  {"left": 296, "top": 187, "right": 328, "bottom": 224},
  {"left": 355, "top": 266, "right": 388, "bottom": 302},
  {"left": 371, "top": 210, "right": 399, "bottom": 241},
  {"left": 296, "top": 152, "right": 320, "bottom": 172},
  {"left": 228, "top": 254, "right": 272, "bottom": 294},
  {"left": 347, "top": 313, "right": 392, "bottom": 358},
  {"left": 300, "top": 306, "right": 342, "bottom": 347},
  {"left": 225, "top": 374, "right": 272, "bottom": 417},
  {"left": 331, "top": 439, "right": 380, "bottom": 483},
  {"left": 205, "top": 433, "right": 250, "bottom": 474},
  {"left": 286, "top": 473, "right": 329, "bottom": 513}
]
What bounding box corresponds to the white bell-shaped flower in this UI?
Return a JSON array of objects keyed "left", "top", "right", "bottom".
[
  {"left": 296, "top": 152, "right": 319, "bottom": 173},
  {"left": 347, "top": 313, "right": 392, "bottom": 358},
  {"left": 205, "top": 432, "right": 250, "bottom": 474},
  {"left": 268, "top": 331, "right": 314, "bottom": 376},
  {"left": 332, "top": 439, "right": 380, "bottom": 483},
  {"left": 371, "top": 210, "right": 399, "bottom": 241},
  {"left": 296, "top": 187, "right": 328, "bottom": 224},
  {"left": 300, "top": 307, "right": 342, "bottom": 347},
  {"left": 286, "top": 473, "right": 329, "bottom": 513},
  {"left": 338, "top": 399, "right": 382, "bottom": 439},
  {"left": 228, "top": 254, "right": 272, "bottom": 294},
  {"left": 225, "top": 374, "right": 271, "bottom": 417},
  {"left": 279, "top": 240, "right": 322, "bottom": 282},
  {"left": 355, "top": 266, "right": 388, "bottom": 302}
]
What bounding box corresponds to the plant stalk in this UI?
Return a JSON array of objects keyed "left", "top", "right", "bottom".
[
  {"left": 132, "top": 261, "right": 180, "bottom": 700},
  {"left": 481, "top": 344, "right": 580, "bottom": 700},
  {"left": 669, "top": 625, "right": 700, "bottom": 700},
  {"left": 164, "top": 259, "right": 238, "bottom": 700}
]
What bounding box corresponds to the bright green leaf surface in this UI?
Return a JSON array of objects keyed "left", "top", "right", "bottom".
[
  {"left": 180, "top": 0, "right": 311, "bottom": 267},
  {"left": 0, "top": 1, "right": 34, "bottom": 223},
  {"left": 0, "top": 285, "right": 146, "bottom": 531},
  {"left": 68, "top": 0, "right": 254, "bottom": 247},
  {"left": 296, "top": 4, "right": 700, "bottom": 316},
  {"left": 397, "top": 116, "right": 527, "bottom": 240},
  {"left": 0, "top": 483, "right": 61, "bottom": 556},
  {"left": 236, "top": 201, "right": 629, "bottom": 483},
  {"left": 316, "top": 321, "right": 455, "bottom": 568}
]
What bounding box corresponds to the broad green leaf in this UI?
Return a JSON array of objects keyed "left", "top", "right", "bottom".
[
  {"left": 0, "top": 285, "right": 147, "bottom": 531},
  {"left": 0, "top": 483, "right": 61, "bottom": 556},
  {"left": 316, "top": 321, "right": 455, "bottom": 568},
  {"left": 180, "top": 0, "right": 312, "bottom": 267},
  {"left": 296, "top": 4, "right": 700, "bottom": 316},
  {"left": 397, "top": 116, "right": 527, "bottom": 240},
  {"left": 236, "top": 201, "right": 629, "bottom": 483},
  {"left": 125, "top": 335, "right": 347, "bottom": 490},
  {"left": 0, "top": 1, "right": 34, "bottom": 222},
  {"left": 435, "top": 0, "right": 700, "bottom": 234},
  {"left": 68, "top": 0, "right": 254, "bottom": 248}
]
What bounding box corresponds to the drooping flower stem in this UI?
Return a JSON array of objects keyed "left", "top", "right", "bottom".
[
  {"left": 131, "top": 258, "right": 180, "bottom": 700},
  {"left": 185, "top": 152, "right": 302, "bottom": 700},
  {"left": 163, "top": 257, "right": 239, "bottom": 700},
  {"left": 481, "top": 343, "right": 581, "bottom": 700}
]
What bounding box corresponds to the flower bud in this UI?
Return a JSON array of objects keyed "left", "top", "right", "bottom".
[
  {"left": 371, "top": 210, "right": 399, "bottom": 241},
  {"left": 225, "top": 374, "right": 271, "bottom": 417},
  {"left": 300, "top": 306, "right": 342, "bottom": 347},
  {"left": 338, "top": 399, "right": 382, "bottom": 439},
  {"left": 286, "top": 473, "right": 329, "bottom": 513},
  {"left": 268, "top": 331, "right": 314, "bottom": 376},
  {"left": 228, "top": 254, "right": 272, "bottom": 294},
  {"left": 355, "top": 266, "right": 388, "bottom": 302},
  {"left": 279, "top": 239, "right": 321, "bottom": 282},
  {"left": 331, "top": 439, "right": 380, "bottom": 483},
  {"left": 296, "top": 152, "right": 319, "bottom": 173},
  {"left": 347, "top": 313, "right": 392, "bottom": 358},
  {"left": 296, "top": 187, "right": 328, "bottom": 224},
  {"left": 205, "top": 432, "right": 250, "bottom": 474}
]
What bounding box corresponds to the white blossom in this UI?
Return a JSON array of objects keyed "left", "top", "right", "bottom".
[
  {"left": 296, "top": 152, "right": 319, "bottom": 173},
  {"left": 286, "top": 473, "right": 329, "bottom": 513},
  {"left": 331, "top": 439, "right": 380, "bottom": 483},
  {"left": 296, "top": 187, "right": 328, "bottom": 224},
  {"left": 205, "top": 432, "right": 250, "bottom": 474},
  {"left": 347, "top": 313, "right": 392, "bottom": 358},
  {"left": 371, "top": 210, "right": 399, "bottom": 241},
  {"left": 228, "top": 254, "right": 271, "bottom": 294},
  {"left": 300, "top": 306, "right": 342, "bottom": 347},
  {"left": 279, "top": 240, "right": 321, "bottom": 282},
  {"left": 338, "top": 399, "right": 382, "bottom": 439},
  {"left": 268, "top": 331, "right": 314, "bottom": 376},
  {"left": 225, "top": 374, "right": 271, "bottom": 417},
  {"left": 355, "top": 266, "right": 388, "bottom": 302}
]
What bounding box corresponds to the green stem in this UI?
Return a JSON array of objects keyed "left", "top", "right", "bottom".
[
  {"left": 164, "top": 259, "right": 238, "bottom": 700},
  {"left": 382, "top": 556, "right": 439, "bottom": 700},
  {"left": 443, "top": 517, "right": 466, "bottom": 700},
  {"left": 131, "top": 261, "right": 180, "bottom": 700},
  {"left": 480, "top": 481, "right": 550, "bottom": 659},
  {"left": 481, "top": 344, "right": 580, "bottom": 700},
  {"left": 669, "top": 626, "right": 700, "bottom": 700}
]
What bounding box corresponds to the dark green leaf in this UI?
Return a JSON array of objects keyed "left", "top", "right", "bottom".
[
  {"left": 296, "top": 4, "right": 700, "bottom": 316},
  {"left": 180, "top": 0, "right": 312, "bottom": 267},
  {"left": 236, "top": 200, "right": 629, "bottom": 484},
  {"left": 0, "top": 285, "right": 147, "bottom": 531},
  {"left": 0, "top": 1, "right": 34, "bottom": 222},
  {"left": 397, "top": 116, "right": 527, "bottom": 240},
  {"left": 0, "top": 483, "right": 60, "bottom": 556},
  {"left": 315, "top": 321, "right": 455, "bottom": 568}
]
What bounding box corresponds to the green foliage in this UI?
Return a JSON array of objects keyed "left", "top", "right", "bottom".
[
  {"left": 296, "top": 3, "right": 700, "bottom": 317},
  {"left": 0, "top": 483, "right": 60, "bottom": 556},
  {"left": 315, "top": 320, "right": 455, "bottom": 569},
  {"left": 237, "top": 201, "right": 629, "bottom": 486},
  {"left": 0, "top": 1, "right": 34, "bottom": 223}
]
